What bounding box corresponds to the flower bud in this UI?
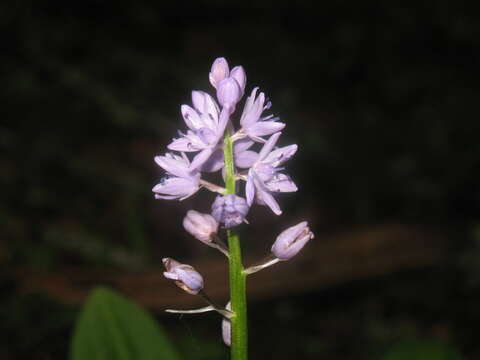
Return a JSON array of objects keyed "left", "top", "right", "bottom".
[
  {"left": 271, "top": 221, "right": 314, "bottom": 260},
  {"left": 162, "top": 258, "right": 204, "bottom": 295},
  {"left": 230, "top": 66, "right": 246, "bottom": 95},
  {"left": 216, "top": 78, "right": 241, "bottom": 111},
  {"left": 209, "top": 57, "right": 229, "bottom": 89},
  {"left": 222, "top": 302, "right": 231, "bottom": 346},
  {"left": 183, "top": 210, "right": 218, "bottom": 244},
  {"left": 211, "top": 194, "right": 249, "bottom": 228}
]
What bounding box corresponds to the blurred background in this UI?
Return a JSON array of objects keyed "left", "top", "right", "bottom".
[{"left": 2, "top": 1, "right": 480, "bottom": 359}]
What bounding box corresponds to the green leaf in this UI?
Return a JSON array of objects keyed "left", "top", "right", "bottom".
[
  {"left": 70, "top": 286, "right": 180, "bottom": 360},
  {"left": 383, "top": 338, "right": 462, "bottom": 360}
]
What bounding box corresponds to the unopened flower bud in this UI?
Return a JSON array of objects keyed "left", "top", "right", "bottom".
[
  {"left": 183, "top": 210, "right": 218, "bottom": 244},
  {"left": 211, "top": 194, "right": 249, "bottom": 228},
  {"left": 217, "top": 78, "right": 241, "bottom": 111},
  {"left": 271, "top": 221, "right": 314, "bottom": 260},
  {"left": 230, "top": 66, "right": 246, "bottom": 95},
  {"left": 222, "top": 302, "right": 231, "bottom": 346},
  {"left": 209, "top": 57, "right": 229, "bottom": 89},
  {"left": 162, "top": 258, "right": 204, "bottom": 295}
]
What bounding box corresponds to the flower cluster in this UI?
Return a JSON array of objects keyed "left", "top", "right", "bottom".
[{"left": 154, "top": 57, "right": 314, "bottom": 346}]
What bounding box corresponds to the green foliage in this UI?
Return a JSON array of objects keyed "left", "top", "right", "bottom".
[
  {"left": 383, "top": 339, "right": 462, "bottom": 360},
  {"left": 70, "top": 287, "right": 179, "bottom": 360}
]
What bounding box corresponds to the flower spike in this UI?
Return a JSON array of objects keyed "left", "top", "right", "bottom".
[{"left": 154, "top": 57, "right": 313, "bottom": 352}]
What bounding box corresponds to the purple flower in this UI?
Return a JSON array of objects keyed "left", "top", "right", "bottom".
[
  {"left": 245, "top": 132, "right": 297, "bottom": 215},
  {"left": 211, "top": 194, "right": 249, "bottom": 228},
  {"left": 183, "top": 210, "right": 218, "bottom": 244},
  {"left": 167, "top": 91, "right": 230, "bottom": 171},
  {"left": 217, "top": 78, "right": 242, "bottom": 112},
  {"left": 238, "top": 87, "right": 285, "bottom": 142},
  {"left": 162, "top": 258, "right": 204, "bottom": 295},
  {"left": 153, "top": 152, "right": 200, "bottom": 200},
  {"left": 209, "top": 57, "right": 246, "bottom": 95},
  {"left": 271, "top": 221, "right": 314, "bottom": 260},
  {"left": 209, "top": 57, "right": 230, "bottom": 89},
  {"left": 209, "top": 57, "right": 246, "bottom": 114}
]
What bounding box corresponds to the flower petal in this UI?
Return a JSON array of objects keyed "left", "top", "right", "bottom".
[
  {"left": 246, "top": 170, "right": 256, "bottom": 206},
  {"left": 209, "top": 57, "right": 229, "bottom": 89},
  {"left": 247, "top": 120, "right": 285, "bottom": 138},
  {"left": 152, "top": 177, "right": 199, "bottom": 199},
  {"left": 154, "top": 155, "right": 189, "bottom": 178},
  {"left": 190, "top": 147, "right": 214, "bottom": 170},
  {"left": 263, "top": 144, "right": 297, "bottom": 167},
  {"left": 181, "top": 104, "right": 203, "bottom": 130},
  {"left": 240, "top": 89, "right": 265, "bottom": 128},
  {"left": 230, "top": 66, "right": 246, "bottom": 95},
  {"left": 200, "top": 148, "right": 224, "bottom": 172},
  {"left": 235, "top": 150, "right": 258, "bottom": 168},
  {"left": 265, "top": 173, "right": 298, "bottom": 192},
  {"left": 258, "top": 132, "right": 282, "bottom": 161},
  {"left": 234, "top": 138, "right": 254, "bottom": 153},
  {"left": 167, "top": 136, "right": 203, "bottom": 152},
  {"left": 252, "top": 171, "right": 282, "bottom": 215}
]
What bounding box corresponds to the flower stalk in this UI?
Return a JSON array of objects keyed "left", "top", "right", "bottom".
[{"left": 224, "top": 131, "right": 248, "bottom": 360}]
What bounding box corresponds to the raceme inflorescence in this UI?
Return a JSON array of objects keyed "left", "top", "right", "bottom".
[{"left": 154, "top": 57, "right": 314, "bottom": 359}]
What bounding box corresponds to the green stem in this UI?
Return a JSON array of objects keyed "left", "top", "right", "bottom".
[{"left": 223, "top": 130, "right": 248, "bottom": 360}]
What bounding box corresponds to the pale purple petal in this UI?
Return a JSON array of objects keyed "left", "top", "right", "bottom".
[
  {"left": 168, "top": 129, "right": 210, "bottom": 152},
  {"left": 181, "top": 104, "right": 203, "bottom": 130},
  {"left": 209, "top": 57, "right": 229, "bottom": 89},
  {"left": 154, "top": 155, "right": 190, "bottom": 178},
  {"left": 258, "top": 132, "right": 282, "bottom": 161},
  {"left": 200, "top": 148, "right": 224, "bottom": 172},
  {"left": 235, "top": 150, "right": 258, "bottom": 168},
  {"left": 246, "top": 170, "right": 255, "bottom": 206},
  {"left": 230, "top": 66, "right": 246, "bottom": 95},
  {"left": 190, "top": 147, "right": 214, "bottom": 170},
  {"left": 240, "top": 88, "right": 264, "bottom": 128},
  {"left": 167, "top": 136, "right": 203, "bottom": 152},
  {"left": 253, "top": 173, "right": 282, "bottom": 215},
  {"left": 265, "top": 173, "right": 298, "bottom": 192},
  {"left": 247, "top": 121, "right": 285, "bottom": 138},
  {"left": 152, "top": 177, "right": 199, "bottom": 199},
  {"left": 239, "top": 87, "right": 258, "bottom": 127},
  {"left": 191, "top": 91, "right": 205, "bottom": 113},
  {"left": 234, "top": 138, "right": 254, "bottom": 153},
  {"left": 192, "top": 91, "right": 219, "bottom": 131},
  {"left": 202, "top": 93, "right": 220, "bottom": 127},
  {"left": 176, "top": 267, "right": 204, "bottom": 294},
  {"left": 217, "top": 78, "right": 241, "bottom": 109},
  {"left": 263, "top": 144, "right": 298, "bottom": 167}
]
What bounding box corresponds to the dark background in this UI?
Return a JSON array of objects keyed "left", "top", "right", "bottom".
[{"left": 2, "top": 1, "right": 480, "bottom": 359}]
